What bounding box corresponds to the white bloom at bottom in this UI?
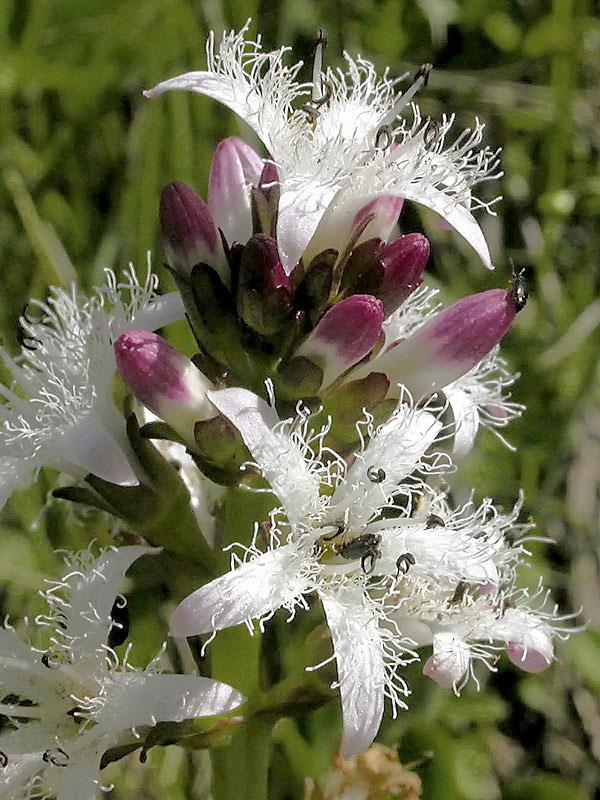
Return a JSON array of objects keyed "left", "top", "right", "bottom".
[{"left": 0, "top": 546, "right": 243, "bottom": 800}]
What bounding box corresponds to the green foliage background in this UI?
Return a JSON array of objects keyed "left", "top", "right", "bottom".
[{"left": 1, "top": 0, "right": 599, "bottom": 797}]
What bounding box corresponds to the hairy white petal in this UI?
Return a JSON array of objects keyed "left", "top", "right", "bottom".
[
  {"left": 445, "top": 386, "right": 480, "bottom": 459},
  {"left": 170, "top": 544, "right": 313, "bottom": 637},
  {"left": 208, "top": 387, "right": 321, "bottom": 524},
  {"left": 319, "top": 589, "right": 386, "bottom": 758},
  {"left": 93, "top": 673, "right": 244, "bottom": 736},
  {"left": 59, "top": 546, "right": 160, "bottom": 671}
]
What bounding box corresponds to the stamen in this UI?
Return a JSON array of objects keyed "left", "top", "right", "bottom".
[
  {"left": 42, "top": 748, "right": 70, "bottom": 767},
  {"left": 311, "top": 29, "right": 327, "bottom": 103},
  {"left": 367, "top": 466, "right": 386, "bottom": 483},
  {"left": 376, "top": 62, "right": 434, "bottom": 133},
  {"left": 0, "top": 751, "right": 7, "bottom": 768}
]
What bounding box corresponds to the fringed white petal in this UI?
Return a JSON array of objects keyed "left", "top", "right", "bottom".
[
  {"left": 93, "top": 673, "right": 243, "bottom": 737},
  {"left": 208, "top": 387, "right": 321, "bottom": 524},
  {"left": 170, "top": 544, "right": 313, "bottom": 637},
  {"left": 0, "top": 625, "right": 56, "bottom": 704},
  {"left": 319, "top": 589, "right": 386, "bottom": 758},
  {"left": 0, "top": 752, "right": 42, "bottom": 799},
  {"left": 60, "top": 546, "right": 160, "bottom": 671},
  {"left": 57, "top": 418, "right": 139, "bottom": 486},
  {"left": 0, "top": 459, "right": 31, "bottom": 512},
  {"left": 329, "top": 405, "right": 441, "bottom": 530},
  {"left": 129, "top": 291, "right": 186, "bottom": 331},
  {"left": 43, "top": 741, "right": 104, "bottom": 800}
]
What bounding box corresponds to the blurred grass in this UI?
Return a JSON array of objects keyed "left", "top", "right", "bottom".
[{"left": 1, "top": 0, "right": 599, "bottom": 797}]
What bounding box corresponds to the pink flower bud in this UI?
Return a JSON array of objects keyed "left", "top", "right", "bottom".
[
  {"left": 352, "top": 196, "right": 405, "bottom": 245},
  {"left": 160, "top": 181, "right": 228, "bottom": 283},
  {"left": 378, "top": 234, "right": 430, "bottom": 316},
  {"left": 208, "top": 137, "right": 264, "bottom": 246},
  {"left": 422, "top": 633, "right": 470, "bottom": 689},
  {"left": 365, "top": 289, "right": 516, "bottom": 397},
  {"left": 297, "top": 295, "right": 384, "bottom": 389},
  {"left": 507, "top": 639, "right": 553, "bottom": 673},
  {"left": 114, "top": 330, "right": 215, "bottom": 443}
]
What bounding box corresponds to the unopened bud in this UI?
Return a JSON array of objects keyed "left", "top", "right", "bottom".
[
  {"left": 160, "top": 181, "right": 228, "bottom": 283},
  {"left": 422, "top": 632, "right": 470, "bottom": 689},
  {"left": 114, "top": 330, "right": 215, "bottom": 444},
  {"left": 237, "top": 235, "right": 292, "bottom": 336},
  {"left": 378, "top": 234, "right": 430, "bottom": 315},
  {"left": 208, "top": 138, "right": 263, "bottom": 246},
  {"left": 297, "top": 295, "right": 384, "bottom": 389},
  {"left": 362, "top": 289, "right": 516, "bottom": 396}
]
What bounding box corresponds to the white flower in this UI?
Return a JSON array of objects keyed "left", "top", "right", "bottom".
[
  {"left": 145, "top": 24, "right": 501, "bottom": 273},
  {"left": 0, "top": 545, "right": 243, "bottom": 800},
  {"left": 168, "top": 387, "right": 559, "bottom": 757},
  {"left": 0, "top": 266, "right": 185, "bottom": 510},
  {"left": 443, "top": 345, "right": 524, "bottom": 458}
]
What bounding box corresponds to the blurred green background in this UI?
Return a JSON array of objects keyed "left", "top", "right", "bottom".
[{"left": 1, "top": 0, "right": 599, "bottom": 798}]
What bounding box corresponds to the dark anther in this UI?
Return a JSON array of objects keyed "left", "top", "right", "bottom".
[
  {"left": 42, "top": 748, "right": 70, "bottom": 767},
  {"left": 41, "top": 649, "right": 63, "bottom": 669},
  {"left": 0, "top": 751, "right": 7, "bottom": 768},
  {"left": 424, "top": 118, "right": 440, "bottom": 148},
  {"left": 395, "top": 552, "right": 416, "bottom": 577},
  {"left": 366, "top": 466, "right": 386, "bottom": 484},
  {"left": 414, "top": 63, "right": 433, "bottom": 87},
  {"left": 107, "top": 597, "right": 130, "bottom": 649},
  {"left": 450, "top": 580, "right": 468, "bottom": 605},
  {"left": 315, "top": 28, "right": 328, "bottom": 50},
  {"left": 508, "top": 259, "right": 528, "bottom": 313},
  {"left": 139, "top": 749, "right": 148, "bottom": 764},
  {"left": 361, "top": 553, "right": 376, "bottom": 574},
  {"left": 425, "top": 514, "right": 445, "bottom": 529},
  {"left": 375, "top": 126, "right": 392, "bottom": 150},
  {"left": 323, "top": 523, "right": 345, "bottom": 541}
]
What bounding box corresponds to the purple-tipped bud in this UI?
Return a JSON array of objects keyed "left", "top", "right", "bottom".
[
  {"left": 160, "top": 182, "right": 228, "bottom": 283},
  {"left": 362, "top": 289, "right": 516, "bottom": 397},
  {"left": 237, "top": 235, "right": 292, "bottom": 336},
  {"left": 352, "top": 196, "right": 405, "bottom": 245},
  {"left": 378, "top": 234, "right": 430, "bottom": 315},
  {"left": 114, "top": 330, "right": 215, "bottom": 444},
  {"left": 208, "top": 138, "right": 263, "bottom": 246},
  {"left": 298, "top": 295, "right": 384, "bottom": 389}
]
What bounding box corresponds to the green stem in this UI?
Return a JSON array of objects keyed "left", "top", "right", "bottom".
[{"left": 211, "top": 716, "right": 274, "bottom": 800}]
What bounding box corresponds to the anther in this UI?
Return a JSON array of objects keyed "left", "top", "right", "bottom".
[
  {"left": 367, "top": 466, "right": 386, "bottom": 483},
  {"left": 425, "top": 514, "right": 445, "bottom": 529},
  {"left": 0, "top": 751, "right": 7, "bottom": 768},
  {"left": 395, "top": 552, "right": 416, "bottom": 577},
  {"left": 424, "top": 118, "right": 440, "bottom": 148},
  {"left": 375, "top": 126, "right": 392, "bottom": 151},
  {"left": 508, "top": 258, "right": 528, "bottom": 313},
  {"left": 42, "top": 748, "right": 70, "bottom": 767},
  {"left": 322, "top": 523, "right": 345, "bottom": 541},
  {"left": 42, "top": 649, "right": 65, "bottom": 669}
]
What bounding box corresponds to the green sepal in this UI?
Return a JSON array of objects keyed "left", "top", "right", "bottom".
[
  {"left": 323, "top": 372, "right": 390, "bottom": 445},
  {"left": 52, "top": 485, "right": 114, "bottom": 514},
  {"left": 139, "top": 420, "right": 187, "bottom": 446},
  {"left": 295, "top": 250, "right": 337, "bottom": 327},
  {"left": 338, "top": 237, "right": 385, "bottom": 300},
  {"left": 275, "top": 356, "right": 324, "bottom": 401},
  {"left": 192, "top": 414, "right": 250, "bottom": 485}
]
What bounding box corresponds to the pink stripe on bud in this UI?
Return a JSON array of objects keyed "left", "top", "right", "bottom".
[
  {"left": 298, "top": 295, "right": 384, "bottom": 389},
  {"left": 352, "top": 196, "right": 405, "bottom": 245},
  {"left": 160, "top": 182, "right": 228, "bottom": 283},
  {"left": 237, "top": 235, "right": 292, "bottom": 335},
  {"left": 365, "top": 289, "right": 516, "bottom": 397},
  {"left": 208, "top": 138, "right": 263, "bottom": 246},
  {"left": 114, "top": 330, "right": 215, "bottom": 443},
  {"left": 378, "top": 234, "right": 430, "bottom": 315}
]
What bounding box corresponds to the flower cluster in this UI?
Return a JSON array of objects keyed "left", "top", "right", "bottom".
[{"left": 0, "top": 21, "right": 576, "bottom": 797}]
